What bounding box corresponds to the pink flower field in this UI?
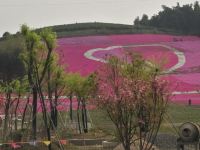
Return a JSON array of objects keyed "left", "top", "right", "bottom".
[
  {"left": 2, "top": 34, "right": 199, "bottom": 115},
  {"left": 0, "top": 97, "right": 95, "bottom": 114},
  {"left": 56, "top": 34, "right": 200, "bottom": 105},
  {"left": 92, "top": 45, "right": 178, "bottom": 69}
]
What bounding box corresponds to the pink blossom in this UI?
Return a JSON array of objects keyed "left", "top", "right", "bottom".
[{"left": 55, "top": 34, "right": 200, "bottom": 105}]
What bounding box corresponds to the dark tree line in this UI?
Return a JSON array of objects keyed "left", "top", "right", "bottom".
[
  {"left": 0, "top": 36, "right": 25, "bottom": 82},
  {"left": 134, "top": 1, "right": 200, "bottom": 35}
]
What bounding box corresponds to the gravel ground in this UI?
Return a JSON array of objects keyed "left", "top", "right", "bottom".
[
  {"left": 154, "top": 133, "right": 178, "bottom": 150},
  {"left": 154, "top": 133, "right": 199, "bottom": 150}
]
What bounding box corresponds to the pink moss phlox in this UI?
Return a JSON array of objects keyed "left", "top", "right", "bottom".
[{"left": 95, "top": 63, "right": 164, "bottom": 109}]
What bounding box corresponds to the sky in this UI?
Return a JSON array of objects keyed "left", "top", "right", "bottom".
[{"left": 0, "top": 0, "right": 197, "bottom": 36}]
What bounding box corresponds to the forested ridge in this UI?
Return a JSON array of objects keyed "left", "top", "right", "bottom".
[{"left": 134, "top": 1, "right": 200, "bottom": 35}]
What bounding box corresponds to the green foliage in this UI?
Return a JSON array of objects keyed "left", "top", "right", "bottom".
[
  {"left": 65, "top": 73, "right": 82, "bottom": 95},
  {"left": 14, "top": 77, "right": 29, "bottom": 95},
  {"left": 64, "top": 73, "right": 96, "bottom": 99},
  {"left": 21, "top": 25, "right": 41, "bottom": 52},
  {"left": 2, "top": 32, "right": 11, "bottom": 39},
  {"left": 140, "top": 14, "right": 149, "bottom": 26},
  {"left": 47, "top": 64, "right": 67, "bottom": 94},
  {"left": 123, "top": 54, "right": 157, "bottom": 80},
  {"left": 39, "top": 22, "right": 136, "bottom": 38},
  {"left": 40, "top": 28, "right": 57, "bottom": 50},
  {"left": 0, "top": 78, "right": 28, "bottom": 97},
  {"left": 42, "top": 22, "right": 183, "bottom": 37},
  {"left": 134, "top": 1, "right": 200, "bottom": 35},
  {"left": 0, "top": 36, "right": 25, "bottom": 81},
  {"left": 0, "top": 79, "right": 20, "bottom": 94}
]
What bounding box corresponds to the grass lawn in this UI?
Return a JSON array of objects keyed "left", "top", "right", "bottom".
[
  {"left": 89, "top": 103, "right": 200, "bottom": 136},
  {"left": 1, "top": 102, "right": 200, "bottom": 149},
  {"left": 158, "top": 103, "right": 200, "bottom": 134}
]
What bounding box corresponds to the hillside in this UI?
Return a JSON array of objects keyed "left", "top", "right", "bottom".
[
  {"left": 1, "top": 22, "right": 181, "bottom": 41},
  {"left": 39, "top": 22, "right": 183, "bottom": 38},
  {"left": 0, "top": 22, "right": 193, "bottom": 81}
]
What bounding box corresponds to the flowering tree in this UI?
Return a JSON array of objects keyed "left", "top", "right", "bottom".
[{"left": 95, "top": 54, "right": 169, "bottom": 150}]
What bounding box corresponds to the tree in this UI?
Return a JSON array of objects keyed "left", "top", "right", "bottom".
[
  {"left": 20, "top": 25, "right": 40, "bottom": 141},
  {"left": 46, "top": 59, "right": 67, "bottom": 128},
  {"left": 65, "top": 73, "right": 81, "bottom": 122},
  {"left": 194, "top": 1, "right": 200, "bottom": 12},
  {"left": 134, "top": 1, "right": 200, "bottom": 35},
  {"left": 13, "top": 78, "right": 29, "bottom": 131},
  {"left": 194, "top": 1, "right": 200, "bottom": 32},
  {"left": 32, "top": 27, "right": 56, "bottom": 150},
  {"left": 0, "top": 36, "right": 25, "bottom": 81},
  {"left": 72, "top": 74, "right": 85, "bottom": 134},
  {"left": 74, "top": 74, "right": 96, "bottom": 133},
  {"left": 0, "top": 79, "right": 20, "bottom": 140},
  {"left": 65, "top": 73, "right": 95, "bottom": 134},
  {"left": 2, "top": 32, "right": 11, "bottom": 38},
  {"left": 20, "top": 25, "right": 57, "bottom": 150},
  {"left": 134, "top": 17, "right": 140, "bottom": 26},
  {"left": 140, "top": 14, "right": 149, "bottom": 26},
  {"left": 95, "top": 54, "right": 169, "bottom": 150}
]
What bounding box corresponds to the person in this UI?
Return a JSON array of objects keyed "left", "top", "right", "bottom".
[{"left": 188, "top": 99, "right": 191, "bottom": 106}]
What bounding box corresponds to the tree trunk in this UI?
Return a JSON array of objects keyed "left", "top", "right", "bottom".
[
  {"left": 139, "top": 127, "right": 143, "bottom": 150},
  {"left": 121, "top": 136, "right": 131, "bottom": 150},
  {"left": 81, "top": 102, "right": 86, "bottom": 132},
  {"left": 124, "top": 144, "right": 131, "bottom": 150},
  {"left": 125, "top": 132, "right": 131, "bottom": 150},
  {"left": 69, "top": 94, "right": 73, "bottom": 121},
  {"left": 49, "top": 98, "right": 54, "bottom": 129},
  {"left": 54, "top": 88, "right": 58, "bottom": 128},
  {"left": 21, "top": 96, "right": 30, "bottom": 129},
  {"left": 77, "top": 99, "right": 81, "bottom": 134},
  {"left": 37, "top": 83, "right": 51, "bottom": 150},
  {"left": 14, "top": 95, "right": 20, "bottom": 130},
  {"left": 54, "top": 102, "right": 58, "bottom": 128},
  {"left": 47, "top": 66, "right": 55, "bottom": 129},
  {"left": 32, "top": 86, "right": 37, "bottom": 140},
  {"left": 82, "top": 100, "right": 88, "bottom": 133},
  {"left": 3, "top": 92, "right": 11, "bottom": 141}
]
